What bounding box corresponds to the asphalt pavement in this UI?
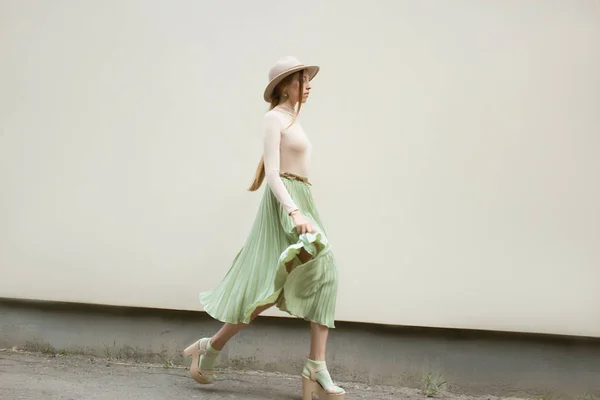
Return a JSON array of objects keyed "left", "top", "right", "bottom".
[{"left": 0, "top": 350, "right": 529, "bottom": 400}]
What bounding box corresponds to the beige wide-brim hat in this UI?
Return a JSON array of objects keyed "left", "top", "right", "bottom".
[{"left": 263, "top": 56, "right": 320, "bottom": 103}]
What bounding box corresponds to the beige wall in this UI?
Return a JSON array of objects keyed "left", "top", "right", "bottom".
[{"left": 1, "top": 0, "right": 599, "bottom": 337}]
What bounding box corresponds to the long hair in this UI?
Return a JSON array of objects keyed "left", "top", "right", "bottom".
[{"left": 248, "top": 71, "right": 305, "bottom": 191}]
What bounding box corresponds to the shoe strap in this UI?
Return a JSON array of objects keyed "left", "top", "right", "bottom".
[
  {"left": 199, "top": 339, "right": 218, "bottom": 358},
  {"left": 198, "top": 339, "right": 217, "bottom": 376},
  {"left": 306, "top": 364, "right": 344, "bottom": 394},
  {"left": 305, "top": 363, "right": 327, "bottom": 381}
]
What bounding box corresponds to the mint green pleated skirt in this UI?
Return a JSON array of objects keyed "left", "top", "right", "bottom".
[{"left": 199, "top": 176, "right": 338, "bottom": 328}]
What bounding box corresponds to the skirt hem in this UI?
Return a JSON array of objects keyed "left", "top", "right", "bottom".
[
  {"left": 200, "top": 229, "right": 336, "bottom": 329},
  {"left": 198, "top": 179, "right": 338, "bottom": 329}
]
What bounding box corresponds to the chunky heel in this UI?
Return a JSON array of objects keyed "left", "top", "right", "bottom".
[
  {"left": 301, "top": 360, "right": 345, "bottom": 399},
  {"left": 182, "top": 343, "right": 196, "bottom": 357},
  {"left": 302, "top": 375, "right": 318, "bottom": 400},
  {"left": 302, "top": 375, "right": 345, "bottom": 399}
]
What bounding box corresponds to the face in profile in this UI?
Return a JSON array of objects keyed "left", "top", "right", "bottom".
[{"left": 285, "top": 70, "right": 311, "bottom": 105}]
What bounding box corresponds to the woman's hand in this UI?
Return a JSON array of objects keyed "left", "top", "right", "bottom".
[{"left": 290, "top": 210, "right": 315, "bottom": 235}]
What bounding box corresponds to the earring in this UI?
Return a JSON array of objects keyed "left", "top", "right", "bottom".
[{"left": 282, "top": 92, "right": 289, "bottom": 100}]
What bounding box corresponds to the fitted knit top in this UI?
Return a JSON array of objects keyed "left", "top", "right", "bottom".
[{"left": 263, "top": 106, "right": 312, "bottom": 214}]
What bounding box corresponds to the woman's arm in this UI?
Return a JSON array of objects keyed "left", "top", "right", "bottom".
[{"left": 263, "top": 112, "right": 299, "bottom": 215}]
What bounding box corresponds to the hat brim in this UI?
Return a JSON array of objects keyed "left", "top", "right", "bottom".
[{"left": 263, "top": 65, "right": 320, "bottom": 103}]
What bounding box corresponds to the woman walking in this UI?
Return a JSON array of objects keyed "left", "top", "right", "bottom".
[{"left": 183, "top": 56, "right": 345, "bottom": 399}]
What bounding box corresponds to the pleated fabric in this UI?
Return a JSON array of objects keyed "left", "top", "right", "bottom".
[{"left": 199, "top": 177, "right": 339, "bottom": 328}]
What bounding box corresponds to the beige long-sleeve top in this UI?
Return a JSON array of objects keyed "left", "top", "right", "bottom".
[{"left": 263, "top": 107, "right": 312, "bottom": 214}]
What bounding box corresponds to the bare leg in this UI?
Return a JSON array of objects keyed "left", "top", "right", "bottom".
[
  {"left": 210, "top": 252, "right": 299, "bottom": 351},
  {"left": 209, "top": 323, "right": 243, "bottom": 351},
  {"left": 309, "top": 322, "right": 328, "bottom": 361},
  {"left": 186, "top": 255, "right": 298, "bottom": 384},
  {"left": 296, "top": 248, "right": 344, "bottom": 395},
  {"left": 184, "top": 299, "right": 279, "bottom": 384},
  {"left": 210, "top": 249, "right": 312, "bottom": 350},
  {"left": 305, "top": 321, "right": 344, "bottom": 395},
  {"left": 211, "top": 248, "right": 307, "bottom": 351},
  {"left": 289, "top": 247, "right": 330, "bottom": 361},
  {"left": 210, "top": 301, "right": 276, "bottom": 350}
]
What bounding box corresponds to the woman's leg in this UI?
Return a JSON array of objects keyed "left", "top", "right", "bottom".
[
  {"left": 309, "top": 322, "right": 329, "bottom": 361},
  {"left": 304, "top": 322, "right": 344, "bottom": 396},
  {"left": 210, "top": 301, "right": 275, "bottom": 350},
  {"left": 184, "top": 300, "right": 277, "bottom": 384},
  {"left": 297, "top": 247, "right": 344, "bottom": 396},
  {"left": 292, "top": 247, "right": 330, "bottom": 361},
  {"left": 212, "top": 249, "right": 301, "bottom": 350}
]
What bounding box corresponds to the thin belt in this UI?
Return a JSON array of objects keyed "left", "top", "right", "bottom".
[{"left": 280, "top": 172, "right": 311, "bottom": 186}]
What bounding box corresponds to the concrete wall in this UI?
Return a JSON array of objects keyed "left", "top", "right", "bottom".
[
  {"left": 1, "top": 0, "right": 599, "bottom": 337},
  {"left": 1, "top": 299, "right": 599, "bottom": 398}
]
